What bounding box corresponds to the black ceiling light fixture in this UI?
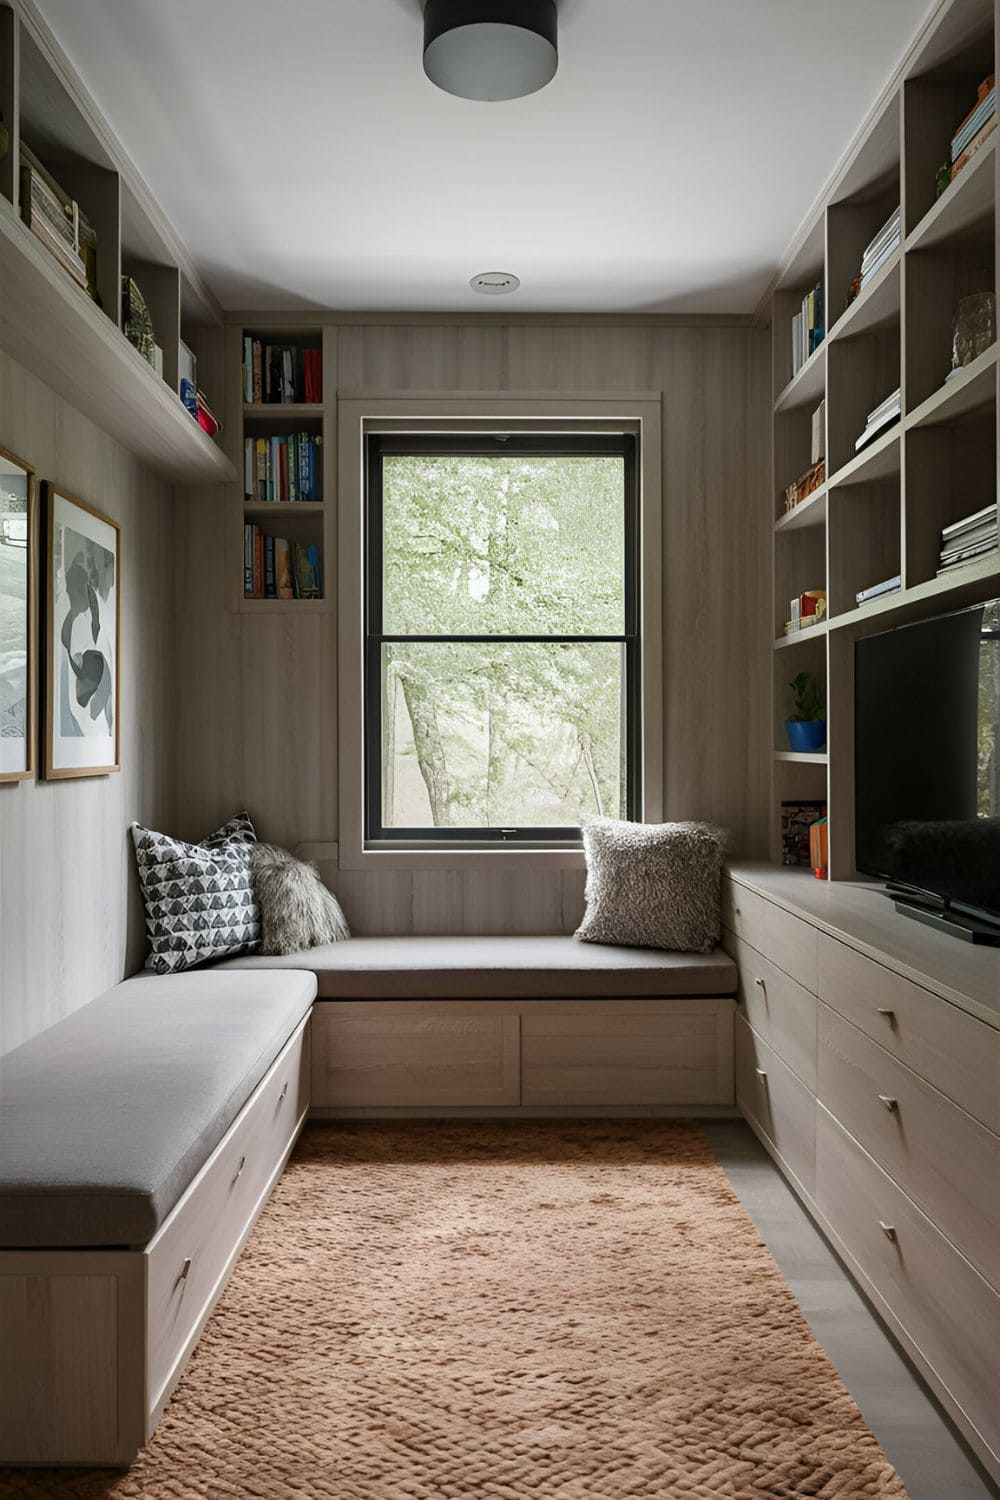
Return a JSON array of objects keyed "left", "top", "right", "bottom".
[{"left": 423, "top": 0, "right": 558, "bottom": 102}]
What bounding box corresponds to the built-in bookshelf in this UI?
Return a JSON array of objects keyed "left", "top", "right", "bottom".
[
  {"left": 233, "top": 326, "right": 332, "bottom": 611},
  {"left": 0, "top": 1, "right": 232, "bottom": 483},
  {"left": 770, "top": 0, "right": 1000, "bottom": 876}
]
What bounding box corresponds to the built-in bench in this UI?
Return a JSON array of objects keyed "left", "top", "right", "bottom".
[
  {"left": 0, "top": 934, "right": 735, "bottom": 1466},
  {"left": 225, "top": 935, "right": 738, "bottom": 1115}
]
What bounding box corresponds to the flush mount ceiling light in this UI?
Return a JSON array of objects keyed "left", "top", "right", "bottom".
[{"left": 423, "top": 0, "right": 558, "bottom": 102}]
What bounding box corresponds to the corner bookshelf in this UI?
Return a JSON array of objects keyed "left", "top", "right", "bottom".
[
  {"left": 770, "top": 0, "right": 999, "bottom": 877},
  {"left": 0, "top": 1, "right": 233, "bottom": 484},
  {"left": 229, "top": 325, "right": 333, "bottom": 613}
]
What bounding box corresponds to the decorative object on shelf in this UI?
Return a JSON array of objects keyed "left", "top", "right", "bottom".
[
  {"left": 782, "top": 457, "right": 825, "bottom": 513},
  {"left": 855, "top": 573, "right": 901, "bottom": 606},
  {"left": 785, "top": 671, "right": 825, "bottom": 752},
  {"left": 178, "top": 339, "right": 197, "bottom": 390},
  {"left": 780, "top": 800, "right": 826, "bottom": 866},
  {"left": 949, "top": 74, "right": 995, "bottom": 183},
  {"left": 791, "top": 282, "right": 824, "bottom": 377},
  {"left": 179, "top": 376, "right": 198, "bottom": 421},
  {"left": 0, "top": 446, "right": 35, "bottom": 782},
  {"left": 422, "top": 0, "right": 557, "bottom": 101},
  {"left": 195, "top": 389, "right": 222, "bottom": 437},
  {"left": 809, "top": 816, "right": 829, "bottom": 879},
  {"left": 854, "top": 387, "right": 900, "bottom": 451},
  {"left": 785, "top": 590, "right": 826, "bottom": 635},
  {"left": 938, "top": 503, "right": 998, "bottom": 573},
  {"left": 42, "top": 484, "right": 119, "bottom": 779},
  {"left": 121, "top": 276, "right": 156, "bottom": 365},
  {"left": 948, "top": 291, "right": 995, "bottom": 377}
]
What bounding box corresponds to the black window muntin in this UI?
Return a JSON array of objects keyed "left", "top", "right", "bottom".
[{"left": 364, "top": 431, "right": 640, "bottom": 843}]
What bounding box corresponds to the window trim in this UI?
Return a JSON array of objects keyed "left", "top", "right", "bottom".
[{"left": 337, "top": 394, "right": 664, "bottom": 872}]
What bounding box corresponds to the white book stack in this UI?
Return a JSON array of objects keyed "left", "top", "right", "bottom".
[
  {"left": 937, "top": 503, "right": 998, "bottom": 573},
  {"left": 855, "top": 386, "right": 901, "bottom": 451},
  {"left": 859, "top": 207, "right": 901, "bottom": 290}
]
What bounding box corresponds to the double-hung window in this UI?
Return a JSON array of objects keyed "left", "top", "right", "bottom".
[{"left": 364, "top": 431, "right": 639, "bottom": 844}]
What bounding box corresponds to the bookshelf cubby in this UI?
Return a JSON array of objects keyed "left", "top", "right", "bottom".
[
  {"left": 0, "top": 1, "right": 232, "bottom": 483},
  {"left": 770, "top": 0, "right": 1000, "bottom": 876},
  {"left": 234, "top": 326, "right": 331, "bottom": 609}
]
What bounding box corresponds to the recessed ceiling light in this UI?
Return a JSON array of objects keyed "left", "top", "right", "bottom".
[{"left": 470, "top": 271, "right": 521, "bottom": 295}]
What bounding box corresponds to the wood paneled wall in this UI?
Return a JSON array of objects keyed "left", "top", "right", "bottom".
[
  {"left": 175, "top": 320, "right": 772, "bottom": 936},
  {"left": 0, "top": 349, "right": 176, "bottom": 1053}
]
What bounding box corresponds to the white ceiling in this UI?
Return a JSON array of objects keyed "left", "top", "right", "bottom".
[{"left": 32, "top": 0, "right": 937, "bottom": 315}]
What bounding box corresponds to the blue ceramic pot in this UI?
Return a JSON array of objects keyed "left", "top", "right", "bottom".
[{"left": 786, "top": 719, "right": 826, "bottom": 752}]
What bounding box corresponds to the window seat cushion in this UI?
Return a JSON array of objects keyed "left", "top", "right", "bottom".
[
  {"left": 221, "top": 934, "right": 737, "bottom": 1000},
  {"left": 0, "top": 970, "right": 316, "bottom": 1249}
]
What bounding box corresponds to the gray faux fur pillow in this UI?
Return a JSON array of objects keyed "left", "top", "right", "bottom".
[
  {"left": 249, "top": 843, "right": 350, "bottom": 955},
  {"left": 575, "top": 817, "right": 726, "bottom": 952}
]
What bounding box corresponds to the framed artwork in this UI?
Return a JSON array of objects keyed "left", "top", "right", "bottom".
[
  {"left": 43, "top": 483, "right": 120, "bottom": 779},
  {"left": 0, "top": 446, "right": 36, "bottom": 782}
]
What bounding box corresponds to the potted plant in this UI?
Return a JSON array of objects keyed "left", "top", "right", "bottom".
[{"left": 786, "top": 671, "right": 826, "bottom": 752}]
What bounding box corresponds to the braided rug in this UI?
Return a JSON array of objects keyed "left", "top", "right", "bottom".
[{"left": 0, "top": 1122, "right": 906, "bottom": 1499}]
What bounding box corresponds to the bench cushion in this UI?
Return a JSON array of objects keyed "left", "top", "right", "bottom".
[
  {"left": 0, "top": 970, "right": 316, "bottom": 1249},
  {"left": 222, "top": 935, "right": 737, "bottom": 1000}
]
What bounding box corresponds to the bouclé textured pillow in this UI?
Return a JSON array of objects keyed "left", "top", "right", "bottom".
[
  {"left": 131, "top": 811, "right": 260, "bottom": 974},
  {"left": 250, "top": 843, "right": 350, "bottom": 954},
  {"left": 575, "top": 817, "right": 726, "bottom": 953}
]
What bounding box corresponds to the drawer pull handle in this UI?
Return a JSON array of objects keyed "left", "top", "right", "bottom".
[
  {"left": 753, "top": 977, "right": 766, "bottom": 990},
  {"left": 175, "top": 1256, "right": 192, "bottom": 1290},
  {"left": 278, "top": 1082, "right": 288, "bottom": 1104},
  {"left": 755, "top": 1067, "right": 768, "bottom": 1082},
  {"left": 734, "top": 906, "right": 742, "bottom": 916},
  {"left": 876, "top": 1008, "right": 896, "bottom": 1023},
  {"left": 879, "top": 1221, "right": 896, "bottom": 1242},
  {"left": 878, "top": 1094, "right": 898, "bottom": 1112},
  {"left": 233, "top": 1154, "right": 247, "bottom": 1183}
]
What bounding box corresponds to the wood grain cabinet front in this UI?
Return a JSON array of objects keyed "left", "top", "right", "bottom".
[
  {"left": 818, "top": 1003, "right": 1000, "bottom": 1291},
  {"left": 728, "top": 935, "right": 818, "bottom": 1091},
  {"left": 721, "top": 878, "right": 765, "bottom": 951},
  {"left": 735, "top": 1014, "right": 816, "bottom": 1196}
]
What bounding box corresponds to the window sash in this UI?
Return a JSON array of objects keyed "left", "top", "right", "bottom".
[{"left": 364, "top": 432, "right": 640, "bottom": 844}]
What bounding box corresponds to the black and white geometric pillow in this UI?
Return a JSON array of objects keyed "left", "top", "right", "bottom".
[{"left": 131, "top": 811, "right": 261, "bottom": 975}]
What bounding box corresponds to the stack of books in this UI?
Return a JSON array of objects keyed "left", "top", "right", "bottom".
[
  {"left": 938, "top": 503, "right": 998, "bottom": 573},
  {"left": 950, "top": 75, "right": 996, "bottom": 182},
  {"left": 859, "top": 208, "right": 900, "bottom": 291},
  {"left": 242, "top": 338, "right": 322, "bottom": 404},
  {"left": 791, "top": 282, "right": 824, "bottom": 377},
  {"left": 855, "top": 387, "right": 901, "bottom": 451},
  {"left": 856, "top": 574, "right": 901, "bottom": 606},
  {"left": 243, "top": 526, "right": 322, "bottom": 600},
  {"left": 19, "top": 146, "right": 94, "bottom": 295},
  {"left": 244, "top": 433, "right": 322, "bottom": 503}
]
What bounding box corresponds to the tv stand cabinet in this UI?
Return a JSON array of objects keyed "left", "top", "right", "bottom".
[{"left": 723, "top": 861, "right": 1000, "bottom": 1483}]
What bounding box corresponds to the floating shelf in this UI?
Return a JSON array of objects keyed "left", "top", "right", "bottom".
[
  {"left": 774, "top": 343, "right": 826, "bottom": 413},
  {"left": 828, "top": 427, "right": 901, "bottom": 489},
  {"left": 906, "top": 135, "right": 997, "bottom": 253},
  {"left": 244, "top": 502, "right": 325, "bottom": 517},
  {"left": 774, "top": 750, "right": 829, "bottom": 764},
  {"left": 906, "top": 344, "right": 998, "bottom": 429},
  {"left": 243, "top": 403, "right": 324, "bottom": 420},
  {"left": 0, "top": 202, "right": 234, "bottom": 485},
  {"left": 775, "top": 485, "right": 827, "bottom": 532},
  {"left": 774, "top": 623, "right": 829, "bottom": 649},
  {"left": 827, "top": 254, "right": 901, "bottom": 344}
]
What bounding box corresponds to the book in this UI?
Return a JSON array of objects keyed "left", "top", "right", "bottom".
[
  {"left": 264, "top": 534, "right": 276, "bottom": 598},
  {"left": 859, "top": 236, "right": 900, "bottom": 288},
  {"left": 861, "top": 207, "right": 900, "bottom": 268},
  {"left": 294, "top": 542, "right": 322, "bottom": 599},
  {"left": 950, "top": 114, "right": 997, "bottom": 179},
  {"left": 951, "top": 77, "right": 995, "bottom": 160},
  {"left": 942, "top": 503, "right": 996, "bottom": 538},
  {"left": 810, "top": 400, "right": 825, "bottom": 465},
  {"left": 856, "top": 574, "right": 902, "bottom": 604},
  {"left": 275, "top": 538, "right": 295, "bottom": 599},
  {"left": 781, "top": 801, "right": 826, "bottom": 867},
  {"left": 243, "top": 523, "right": 254, "bottom": 594},
  {"left": 304, "top": 348, "right": 322, "bottom": 402}
]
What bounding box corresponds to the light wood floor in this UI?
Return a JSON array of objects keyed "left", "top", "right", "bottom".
[{"left": 702, "top": 1121, "right": 999, "bottom": 1500}]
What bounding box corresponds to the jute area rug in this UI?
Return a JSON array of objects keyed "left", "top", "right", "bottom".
[{"left": 1, "top": 1122, "right": 907, "bottom": 1499}]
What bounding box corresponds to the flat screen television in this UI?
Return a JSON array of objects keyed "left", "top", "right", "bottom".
[{"left": 854, "top": 596, "right": 1000, "bottom": 943}]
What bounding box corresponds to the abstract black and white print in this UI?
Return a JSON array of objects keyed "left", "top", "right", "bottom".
[{"left": 46, "top": 487, "right": 119, "bottom": 776}]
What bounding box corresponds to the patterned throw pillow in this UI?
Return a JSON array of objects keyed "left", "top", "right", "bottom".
[
  {"left": 131, "top": 812, "right": 261, "bottom": 974},
  {"left": 575, "top": 816, "right": 726, "bottom": 953}
]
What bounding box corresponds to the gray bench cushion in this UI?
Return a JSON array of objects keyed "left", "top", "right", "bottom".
[
  {"left": 0, "top": 970, "right": 316, "bottom": 1249},
  {"left": 222, "top": 935, "right": 736, "bottom": 999}
]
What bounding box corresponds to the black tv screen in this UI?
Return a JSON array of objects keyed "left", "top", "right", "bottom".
[{"left": 854, "top": 597, "right": 1000, "bottom": 925}]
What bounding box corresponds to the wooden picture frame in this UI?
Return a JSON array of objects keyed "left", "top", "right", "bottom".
[
  {"left": 0, "top": 445, "right": 37, "bottom": 783},
  {"left": 43, "top": 483, "right": 120, "bottom": 779}
]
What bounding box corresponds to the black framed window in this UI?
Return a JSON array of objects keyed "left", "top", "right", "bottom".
[{"left": 365, "top": 432, "right": 639, "bottom": 843}]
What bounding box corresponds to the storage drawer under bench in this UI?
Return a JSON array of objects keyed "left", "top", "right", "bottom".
[{"left": 310, "top": 997, "right": 736, "bottom": 1113}]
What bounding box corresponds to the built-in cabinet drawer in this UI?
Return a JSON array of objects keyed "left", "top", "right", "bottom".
[
  {"left": 730, "top": 936, "right": 817, "bottom": 1090},
  {"left": 819, "top": 1003, "right": 999, "bottom": 1291},
  {"left": 762, "top": 902, "right": 819, "bottom": 993},
  {"left": 816, "top": 1107, "right": 1000, "bottom": 1470},
  {"left": 818, "top": 934, "right": 1000, "bottom": 1133},
  {"left": 721, "top": 878, "right": 765, "bottom": 952},
  {"left": 145, "top": 1018, "right": 309, "bottom": 1423},
  {"left": 735, "top": 1015, "right": 816, "bottom": 1196}
]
